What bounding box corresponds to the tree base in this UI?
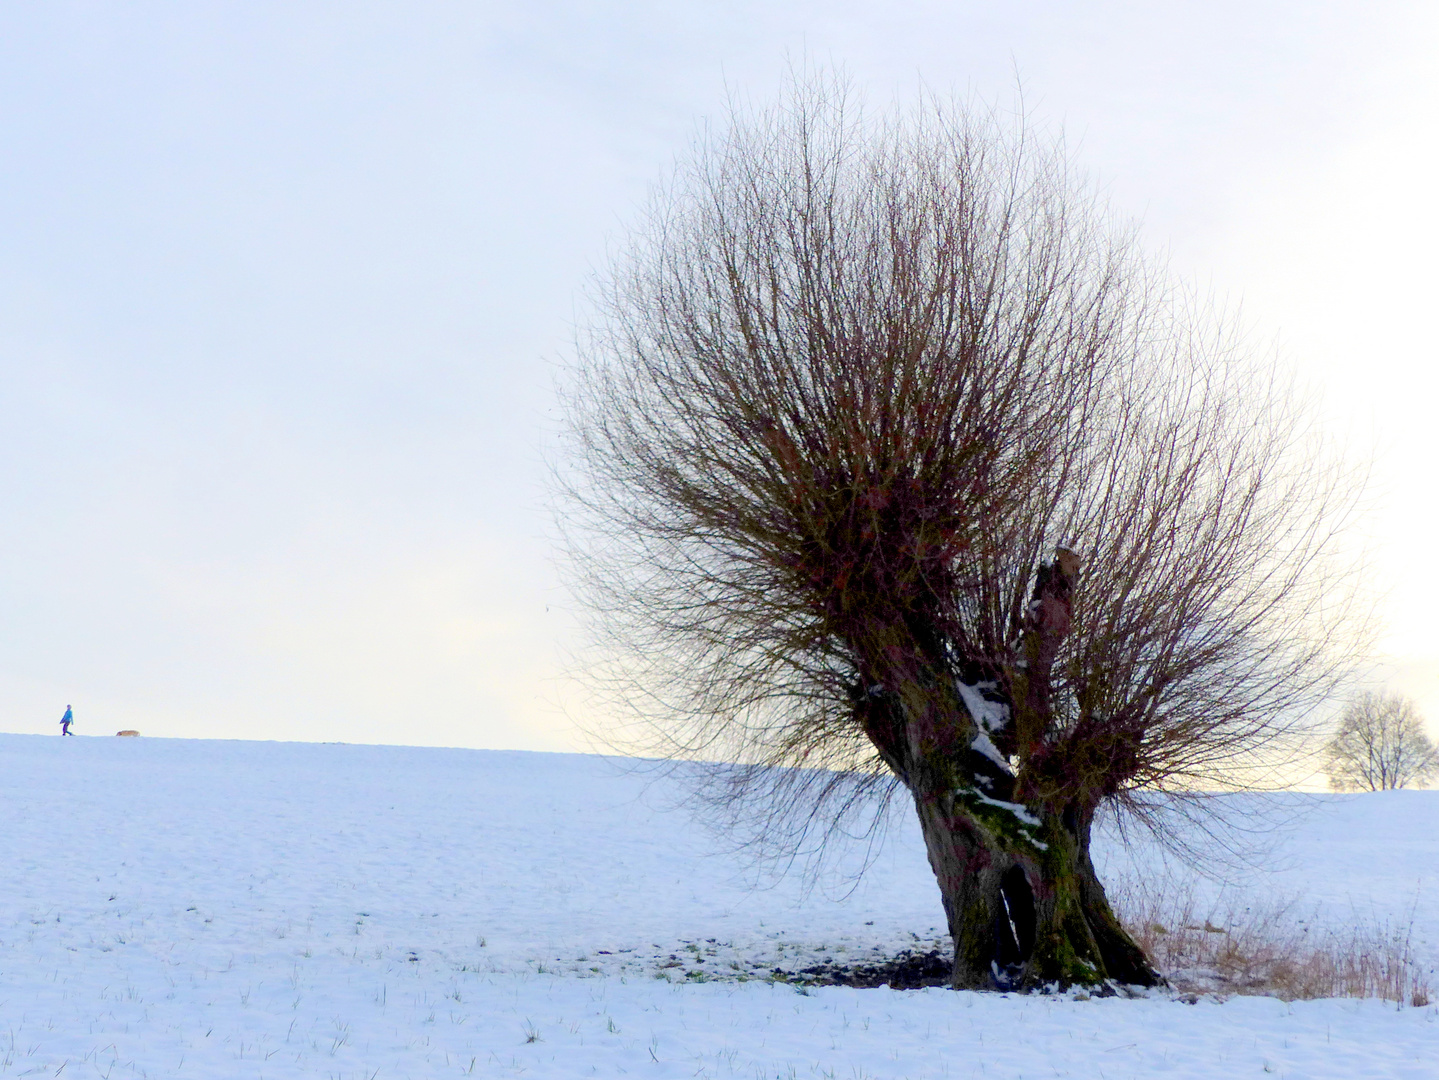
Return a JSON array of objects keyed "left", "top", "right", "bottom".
[{"left": 915, "top": 789, "right": 1163, "bottom": 993}]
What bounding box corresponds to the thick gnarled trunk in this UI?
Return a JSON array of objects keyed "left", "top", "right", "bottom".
[
  {"left": 887, "top": 550, "right": 1158, "bottom": 991},
  {"left": 854, "top": 549, "right": 1161, "bottom": 991},
  {"left": 911, "top": 780, "right": 1161, "bottom": 990}
]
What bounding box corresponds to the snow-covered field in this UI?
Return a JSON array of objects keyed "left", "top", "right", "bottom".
[{"left": 1, "top": 734, "right": 1436, "bottom": 1078}]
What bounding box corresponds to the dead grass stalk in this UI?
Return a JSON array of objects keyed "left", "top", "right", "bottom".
[{"left": 1113, "top": 880, "right": 1431, "bottom": 1005}]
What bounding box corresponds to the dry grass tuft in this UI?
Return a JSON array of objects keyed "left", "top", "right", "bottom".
[{"left": 1113, "top": 880, "right": 1432, "bottom": 1005}]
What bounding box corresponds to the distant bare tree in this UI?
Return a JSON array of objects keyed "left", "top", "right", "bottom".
[
  {"left": 557, "top": 72, "right": 1362, "bottom": 990},
  {"left": 1326, "top": 692, "right": 1437, "bottom": 791}
]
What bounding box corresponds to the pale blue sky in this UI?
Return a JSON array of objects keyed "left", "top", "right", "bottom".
[{"left": 1, "top": 2, "right": 1435, "bottom": 749}]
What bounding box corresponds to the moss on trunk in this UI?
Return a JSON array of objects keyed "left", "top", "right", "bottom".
[{"left": 912, "top": 779, "right": 1162, "bottom": 991}]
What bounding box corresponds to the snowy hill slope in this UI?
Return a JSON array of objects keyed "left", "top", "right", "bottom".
[{"left": 1, "top": 734, "right": 1436, "bottom": 1078}]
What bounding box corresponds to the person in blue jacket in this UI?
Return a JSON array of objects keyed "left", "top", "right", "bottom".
[{"left": 60, "top": 705, "right": 74, "bottom": 735}]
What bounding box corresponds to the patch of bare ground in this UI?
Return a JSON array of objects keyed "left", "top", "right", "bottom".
[{"left": 772, "top": 946, "right": 953, "bottom": 989}]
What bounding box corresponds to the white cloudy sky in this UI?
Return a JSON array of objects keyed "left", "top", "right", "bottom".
[{"left": 1, "top": 2, "right": 1435, "bottom": 751}]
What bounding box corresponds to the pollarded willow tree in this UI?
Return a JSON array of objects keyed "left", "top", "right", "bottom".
[{"left": 557, "top": 74, "right": 1360, "bottom": 991}]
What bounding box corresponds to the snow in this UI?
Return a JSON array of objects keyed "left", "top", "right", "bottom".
[
  {"left": 969, "top": 731, "right": 1011, "bottom": 771},
  {"left": 955, "top": 679, "right": 1010, "bottom": 734},
  {"left": 1, "top": 733, "right": 1437, "bottom": 1078},
  {"left": 969, "top": 789, "right": 1046, "bottom": 831}
]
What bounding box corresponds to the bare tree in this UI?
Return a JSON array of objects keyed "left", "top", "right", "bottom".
[
  {"left": 1326, "top": 692, "right": 1437, "bottom": 791},
  {"left": 557, "top": 72, "right": 1361, "bottom": 990}
]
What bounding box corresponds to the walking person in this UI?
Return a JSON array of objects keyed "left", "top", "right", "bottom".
[{"left": 60, "top": 704, "right": 74, "bottom": 735}]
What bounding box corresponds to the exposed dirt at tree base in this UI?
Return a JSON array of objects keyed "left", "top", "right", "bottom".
[
  {"left": 772, "top": 949, "right": 1168, "bottom": 995},
  {"left": 774, "top": 947, "right": 953, "bottom": 989}
]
